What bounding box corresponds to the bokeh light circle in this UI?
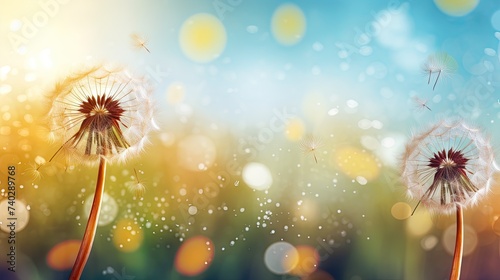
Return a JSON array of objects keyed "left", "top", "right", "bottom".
[
  {"left": 264, "top": 241, "right": 299, "bottom": 274},
  {"left": 391, "top": 202, "right": 412, "bottom": 220},
  {"left": 434, "top": 0, "right": 479, "bottom": 16},
  {"left": 271, "top": 4, "right": 306, "bottom": 46},
  {"left": 285, "top": 117, "right": 305, "bottom": 141},
  {"left": 46, "top": 240, "right": 80, "bottom": 271},
  {"left": 421, "top": 235, "right": 439, "bottom": 251},
  {"left": 174, "top": 235, "right": 214, "bottom": 276},
  {"left": 332, "top": 147, "right": 380, "bottom": 181},
  {"left": 177, "top": 134, "right": 217, "bottom": 172},
  {"left": 242, "top": 162, "right": 273, "bottom": 191},
  {"left": 179, "top": 13, "right": 227, "bottom": 63},
  {"left": 166, "top": 82, "right": 185, "bottom": 104},
  {"left": 0, "top": 199, "right": 29, "bottom": 232},
  {"left": 491, "top": 10, "right": 500, "bottom": 30},
  {"left": 112, "top": 219, "right": 144, "bottom": 252},
  {"left": 492, "top": 217, "right": 500, "bottom": 235},
  {"left": 406, "top": 210, "right": 433, "bottom": 236},
  {"left": 442, "top": 224, "right": 478, "bottom": 256},
  {"left": 289, "top": 245, "right": 319, "bottom": 276},
  {"left": 83, "top": 192, "right": 118, "bottom": 226}
]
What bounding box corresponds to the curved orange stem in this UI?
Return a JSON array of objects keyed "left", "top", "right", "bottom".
[
  {"left": 70, "top": 157, "right": 106, "bottom": 280},
  {"left": 449, "top": 205, "right": 464, "bottom": 280}
]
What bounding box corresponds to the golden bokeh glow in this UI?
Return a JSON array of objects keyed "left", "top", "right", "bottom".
[
  {"left": 288, "top": 245, "right": 319, "bottom": 276},
  {"left": 406, "top": 210, "right": 433, "bottom": 237},
  {"left": 174, "top": 235, "right": 214, "bottom": 276},
  {"left": 112, "top": 219, "right": 144, "bottom": 252},
  {"left": 391, "top": 202, "right": 412, "bottom": 220},
  {"left": 434, "top": 0, "right": 479, "bottom": 16},
  {"left": 285, "top": 117, "right": 305, "bottom": 141},
  {"left": 179, "top": 13, "right": 227, "bottom": 63},
  {"left": 271, "top": 4, "right": 307, "bottom": 45},
  {"left": 332, "top": 147, "right": 380, "bottom": 181}
]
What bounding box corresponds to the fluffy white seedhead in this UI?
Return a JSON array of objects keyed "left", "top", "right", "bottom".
[
  {"left": 401, "top": 119, "right": 494, "bottom": 214},
  {"left": 422, "top": 52, "right": 458, "bottom": 90},
  {"left": 47, "top": 65, "right": 157, "bottom": 166}
]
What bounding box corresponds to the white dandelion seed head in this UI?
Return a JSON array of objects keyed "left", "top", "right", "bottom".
[
  {"left": 422, "top": 52, "right": 458, "bottom": 76},
  {"left": 401, "top": 119, "right": 494, "bottom": 214},
  {"left": 46, "top": 65, "right": 157, "bottom": 166},
  {"left": 300, "top": 134, "right": 323, "bottom": 152}
]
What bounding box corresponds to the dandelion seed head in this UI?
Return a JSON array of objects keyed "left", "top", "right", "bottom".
[
  {"left": 422, "top": 52, "right": 458, "bottom": 75},
  {"left": 46, "top": 65, "right": 156, "bottom": 165},
  {"left": 412, "top": 96, "right": 431, "bottom": 111},
  {"left": 127, "top": 181, "right": 146, "bottom": 198},
  {"left": 401, "top": 119, "right": 494, "bottom": 214},
  {"left": 422, "top": 52, "right": 458, "bottom": 90},
  {"left": 300, "top": 135, "right": 322, "bottom": 153}
]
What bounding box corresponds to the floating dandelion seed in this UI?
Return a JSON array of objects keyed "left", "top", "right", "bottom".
[
  {"left": 130, "top": 33, "right": 150, "bottom": 53},
  {"left": 126, "top": 168, "right": 146, "bottom": 198},
  {"left": 422, "top": 52, "right": 457, "bottom": 90},
  {"left": 44, "top": 65, "right": 157, "bottom": 280},
  {"left": 23, "top": 155, "right": 46, "bottom": 181},
  {"left": 300, "top": 135, "right": 323, "bottom": 163},
  {"left": 24, "top": 162, "right": 43, "bottom": 181},
  {"left": 412, "top": 96, "right": 431, "bottom": 111},
  {"left": 401, "top": 119, "right": 493, "bottom": 280}
]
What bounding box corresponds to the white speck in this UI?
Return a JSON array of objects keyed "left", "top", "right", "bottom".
[
  {"left": 358, "top": 119, "right": 372, "bottom": 130},
  {"left": 247, "top": 25, "right": 258, "bottom": 33},
  {"left": 356, "top": 176, "right": 368, "bottom": 185},
  {"left": 371, "top": 120, "right": 383, "bottom": 129},
  {"left": 328, "top": 108, "right": 339, "bottom": 116},
  {"left": 485, "top": 48, "right": 496, "bottom": 56},
  {"left": 312, "top": 42, "right": 324, "bottom": 51},
  {"left": 346, "top": 99, "right": 358, "bottom": 108},
  {"left": 188, "top": 205, "right": 198, "bottom": 215}
]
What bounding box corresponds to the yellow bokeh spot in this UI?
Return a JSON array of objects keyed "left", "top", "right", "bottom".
[
  {"left": 434, "top": 0, "right": 479, "bottom": 16},
  {"left": 179, "top": 13, "right": 227, "bottom": 63},
  {"left": 391, "top": 202, "right": 412, "bottom": 220},
  {"left": 166, "top": 82, "right": 185, "bottom": 104},
  {"left": 46, "top": 240, "right": 80, "bottom": 271},
  {"left": 333, "top": 147, "right": 380, "bottom": 181},
  {"left": 406, "top": 210, "right": 433, "bottom": 237},
  {"left": 271, "top": 4, "right": 306, "bottom": 46},
  {"left": 285, "top": 118, "right": 305, "bottom": 141},
  {"left": 288, "top": 245, "right": 319, "bottom": 276},
  {"left": 175, "top": 236, "right": 214, "bottom": 276},
  {"left": 112, "top": 219, "right": 143, "bottom": 252}
]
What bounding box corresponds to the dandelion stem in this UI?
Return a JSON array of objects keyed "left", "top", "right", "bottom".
[
  {"left": 70, "top": 157, "right": 107, "bottom": 280},
  {"left": 449, "top": 205, "right": 464, "bottom": 280}
]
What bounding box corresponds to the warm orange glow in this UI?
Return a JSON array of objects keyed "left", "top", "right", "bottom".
[
  {"left": 46, "top": 240, "right": 80, "bottom": 271},
  {"left": 289, "top": 245, "right": 319, "bottom": 276},
  {"left": 174, "top": 235, "right": 214, "bottom": 276}
]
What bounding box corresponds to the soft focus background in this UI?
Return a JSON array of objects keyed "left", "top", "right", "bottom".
[{"left": 1, "top": 0, "right": 500, "bottom": 279}]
